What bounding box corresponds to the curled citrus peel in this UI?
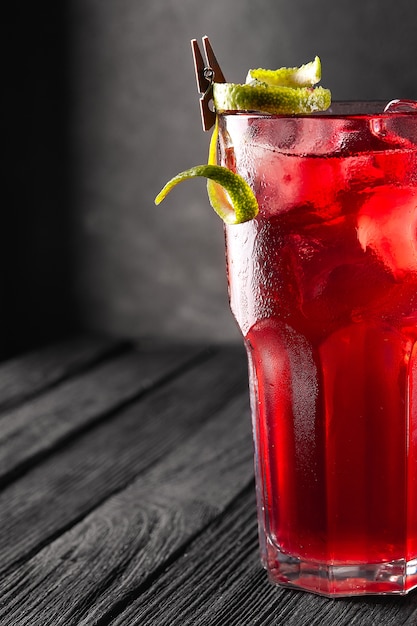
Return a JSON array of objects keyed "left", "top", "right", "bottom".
[
  {"left": 155, "top": 120, "right": 258, "bottom": 225},
  {"left": 245, "top": 56, "right": 322, "bottom": 87},
  {"left": 155, "top": 57, "right": 331, "bottom": 224},
  {"left": 213, "top": 83, "right": 331, "bottom": 115},
  {"left": 154, "top": 164, "right": 258, "bottom": 225},
  {"left": 214, "top": 56, "right": 330, "bottom": 115}
]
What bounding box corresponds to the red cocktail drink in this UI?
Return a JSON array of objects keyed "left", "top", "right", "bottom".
[{"left": 220, "top": 103, "right": 417, "bottom": 595}]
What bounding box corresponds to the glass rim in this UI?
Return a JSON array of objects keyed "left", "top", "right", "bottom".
[{"left": 219, "top": 100, "right": 417, "bottom": 120}]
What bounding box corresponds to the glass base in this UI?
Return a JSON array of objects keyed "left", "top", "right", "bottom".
[{"left": 265, "top": 540, "right": 417, "bottom": 597}]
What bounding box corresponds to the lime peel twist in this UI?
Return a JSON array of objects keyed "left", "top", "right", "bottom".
[
  {"left": 155, "top": 119, "right": 258, "bottom": 225},
  {"left": 213, "top": 84, "right": 331, "bottom": 115},
  {"left": 154, "top": 164, "right": 259, "bottom": 225},
  {"left": 245, "top": 56, "right": 322, "bottom": 87},
  {"left": 155, "top": 56, "right": 331, "bottom": 224}
]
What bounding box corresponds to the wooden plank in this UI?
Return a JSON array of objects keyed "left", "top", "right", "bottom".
[
  {"left": 106, "top": 486, "right": 262, "bottom": 626},
  {"left": 109, "top": 487, "right": 417, "bottom": 626},
  {"left": 0, "top": 376, "right": 253, "bottom": 626},
  {"left": 0, "top": 333, "right": 124, "bottom": 411},
  {"left": 0, "top": 347, "right": 249, "bottom": 577},
  {"left": 0, "top": 345, "right": 204, "bottom": 484},
  {"left": 107, "top": 499, "right": 417, "bottom": 626}
]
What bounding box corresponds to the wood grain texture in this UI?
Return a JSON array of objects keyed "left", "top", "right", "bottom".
[
  {"left": 111, "top": 485, "right": 263, "bottom": 626},
  {"left": 110, "top": 488, "right": 417, "bottom": 626},
  {"left": 0, "top": 347, "right": 248, "bottom": 577},
  {"left": 0, "top": 345, "right": 204, "bottom": 483},
  {"left": 0, "top": 333, "right": 123, "bottom": 412},
  {"left": 0, "top": 384, "right": 253, "bottom": 625}
]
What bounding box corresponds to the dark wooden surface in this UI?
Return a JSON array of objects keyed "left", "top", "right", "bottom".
[{"left": 2, "top": 336, "right": 417, "bottom": 625}]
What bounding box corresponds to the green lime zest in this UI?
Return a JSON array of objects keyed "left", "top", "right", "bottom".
[
  {"left": 214, "top": 56, "right": 331, "bottom": 115},
  {"left": 213, "top": 83, "right": 331, "bottom": 115},
  {"left": 205, "top": 118, "right": 258, "bottom": 224},
  {"left": 246, "top": 56, "right": 322, "bottom": 87},
  {"left": 155, "top": 118, "right": 258, "bottom": 225},
  {"left": 155, "top": 165, "right": 258, "bottom": 225}
]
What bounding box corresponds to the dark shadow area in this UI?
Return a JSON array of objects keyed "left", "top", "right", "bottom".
[{"left": 2, "top": 3, "right": 76, "bottom": 358}]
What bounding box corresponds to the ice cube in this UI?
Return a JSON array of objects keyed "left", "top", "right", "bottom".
[
  {"left": 384, "top": 99, "right": 417, "bottom": 113},
  {"left": 357, "top": 185, "right": 417, "bottom": 277},
  {"left": 369, "top": 101, "right": 417, "bottom": 149}
]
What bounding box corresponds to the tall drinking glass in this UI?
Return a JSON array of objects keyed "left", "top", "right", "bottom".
[{"left": 219, "top": 102, "right": 417, "bottom": 596}]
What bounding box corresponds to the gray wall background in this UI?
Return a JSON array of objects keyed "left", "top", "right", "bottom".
[{"left": 5, "top": 1, "right": 417, "bottom": 354}]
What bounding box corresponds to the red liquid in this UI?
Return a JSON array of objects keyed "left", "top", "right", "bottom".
[{"left": 221, "top": 111, "right": 417, "bottom": 594}]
